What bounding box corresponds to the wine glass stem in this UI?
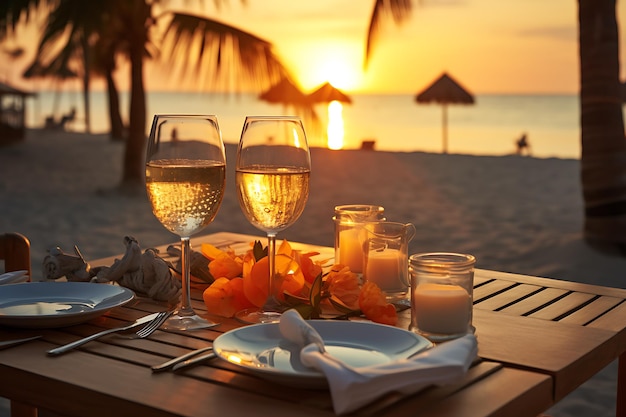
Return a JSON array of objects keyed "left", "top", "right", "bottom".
[
  {"left": 179, "top": 236, "right": 194, "bottom": 317},
  {"left": 265, "top": 232, "right": 280, "bottom": 311}
]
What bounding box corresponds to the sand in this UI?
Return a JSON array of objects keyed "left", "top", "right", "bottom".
[{"left": 2, "top": 128, "right": 626, "bottom": 416}]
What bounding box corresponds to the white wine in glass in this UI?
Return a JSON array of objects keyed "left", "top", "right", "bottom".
[
  {"left": 145, "top": 114, "right": 225, "bottom": 330},
  {"left": 235, "top": 116, "right": 311, "bottom": 323}
]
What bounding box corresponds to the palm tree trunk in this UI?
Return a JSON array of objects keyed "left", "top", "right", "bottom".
[
  {"left": 118, "top": 0, "right": 150, "bottom": 192},
  {"left": 579, "top": 0, "right": 626, "bottom": 250},
  {"left": 105, "top": 71, "right": 124, "bottom": 141},
  {"left": 81, "top": 33, "right": 91, "bottom": 134},
  {"left": 120, "top": 41, "right": 146, "bottom": 191}
]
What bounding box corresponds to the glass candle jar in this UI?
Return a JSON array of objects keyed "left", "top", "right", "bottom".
[
  {"left": 333, "top": 205, "right": 385, "bottom": 273},
  {"left": 409, "top": 252, "right": 476, "bottom": 342}
]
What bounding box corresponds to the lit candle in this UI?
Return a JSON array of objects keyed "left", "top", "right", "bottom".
[
  {"left": 339, "top": 228, "right": 365, "bottom": 273},
  {"left": 365, "top": 249, "right": 404, "bottom": 292},
  {"left": 413, "top": 283, "right": 471, "bottom": 335}
]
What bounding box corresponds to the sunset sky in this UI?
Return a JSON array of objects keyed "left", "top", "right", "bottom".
[
  {"left": 2, "top": 0, "right": 626, "bottom": 95},
  {"left": 170, "top": 0, "right": 626, "bottom": 95}
]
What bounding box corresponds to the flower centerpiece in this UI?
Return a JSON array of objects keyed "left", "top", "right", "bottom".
[{"left": 200, "top": 240, "right": 398, "bottom": 325}]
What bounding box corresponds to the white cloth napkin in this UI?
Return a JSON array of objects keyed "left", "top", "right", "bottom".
[
  {"left": 0, "top": 270, "right": 29, "bottom": 285},
  {"left": 279, "top": 309, "right": 478, "bottom": 415}
]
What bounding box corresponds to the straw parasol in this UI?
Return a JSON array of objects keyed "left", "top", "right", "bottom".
[
  {"left": 258, "top": 77, "right": 322, "bottom": 143},
  {"left": 308, "top": 82, "right": 352, "bottom": 104},
  {"left": 415, "top": 72, "right": 474, "bottom": 153},
  {"left": 259, "top": 77, "right": 310, "bottom": 108},
  {"left": 307, "top": 82, "right": 352, "bottom": 149}
]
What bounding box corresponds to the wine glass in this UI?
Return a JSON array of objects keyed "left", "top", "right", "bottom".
[
  {"left": 145, "top": 114, "right": 226, "bottom": 330},
  {"left": 235, "top": 116, "right": 311, "bottom": 323}
]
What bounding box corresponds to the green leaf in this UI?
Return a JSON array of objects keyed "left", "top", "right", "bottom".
[
  {"left": 252, "top": 240, "right": 267, "bottom": 261},
  {"left": 309, "top": 271, "right": 322, "bottom": 308},
  {"left": 284, "top": 291, "right": 309, "bottom": 305},
  {"left": 293, "top": 304, "right": 313, "bottom": 319},
  {"left": 329, "top": 295, "right": 357, "bottom": 314}
]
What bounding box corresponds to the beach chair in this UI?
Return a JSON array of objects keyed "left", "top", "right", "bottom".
[
  {"left": 361, "top": 140, "right": 376, "bottom": 150},
  {"left": 44, "top": 108, "right": 76, "bottom": 131}
]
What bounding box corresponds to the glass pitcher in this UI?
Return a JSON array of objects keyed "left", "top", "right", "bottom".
[{"left": 363, "top": 221, "right": 416, "bottom": 302}]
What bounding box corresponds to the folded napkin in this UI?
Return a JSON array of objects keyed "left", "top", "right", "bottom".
[
  {"left": 279, "top": 309, "right": 478, "bottom": 415},
  {"left": 0, "top": 270, "right": 29, "bottom": 285}
]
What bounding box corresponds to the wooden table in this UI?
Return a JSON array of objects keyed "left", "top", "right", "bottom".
[{"left": 1, "top": 231, "right": 626, "bottom": 417}]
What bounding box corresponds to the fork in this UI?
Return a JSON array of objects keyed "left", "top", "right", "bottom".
[
  {"left": 47, "top": 311, "right": 172, "bottom": 355},
  {"left": 125, "top": 310, "right": 173, "bottom": 339}
]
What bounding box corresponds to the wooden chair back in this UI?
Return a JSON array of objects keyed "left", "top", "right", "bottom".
[
  {"left": 0, "top": 233, "right": 36, "bottom": 417},
  {"left": 0, "top": 232, "right": 32, "bottom": 279}
]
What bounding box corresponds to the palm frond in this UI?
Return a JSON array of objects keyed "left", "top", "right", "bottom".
[
  {"left": 0, "top": 0, "right": 48, "bottom": 39},
  {"left": 364, "top": 0, "right": 413, "bottom": 69},
  {"left": 160, "top": 12, "right": 290, "bottom": 91}
]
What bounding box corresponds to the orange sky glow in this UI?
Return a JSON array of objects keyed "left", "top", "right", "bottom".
[{"left": 2, "top": 0, "right": 626, "bottom": 95}]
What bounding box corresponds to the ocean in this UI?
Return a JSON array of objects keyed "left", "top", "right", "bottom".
[{"left": 26, "top": 91, "right": 583, "bottom": 159}]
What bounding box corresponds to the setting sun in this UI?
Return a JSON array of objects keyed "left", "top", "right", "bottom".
[
  {"left": 285, "top": 40, "right": 363, "bottom": 91},
  {"left": 316, "top": 55, "right": 362, "bottom": 91}
]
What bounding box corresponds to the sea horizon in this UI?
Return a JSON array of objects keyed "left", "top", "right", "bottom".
[{"left": 25, "top": 90, "right": 588, "bottom": 160}]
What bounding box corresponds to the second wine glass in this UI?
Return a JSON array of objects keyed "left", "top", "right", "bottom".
[
  {"left": 235, "top": 116, "right": 311, "bottom": 323},
  {"left": 145, "top": 114, "right": 225, "bottom": 330}
]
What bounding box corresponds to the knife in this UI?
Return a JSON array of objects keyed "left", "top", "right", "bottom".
[
  {"left": 47, "top": 312, "right": 162, "bottom": 356},
  {"left": 151, "top": 346, "right": 214, "bottom": 372},
  {"left": 0, "top": 335, "right": 42, "bottom": 350},
  {"left": 172, "top": 351, "right": 216, "bottom": 371}
]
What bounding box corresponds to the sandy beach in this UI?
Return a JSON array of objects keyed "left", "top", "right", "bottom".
[{"left": 2, "top": 128, "right": 626, "bottom": 416}]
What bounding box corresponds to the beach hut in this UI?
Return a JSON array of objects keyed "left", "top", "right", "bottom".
[
  {"left": 415, "top": 72, "right": 474, "bottom": 153},
  {"left": 0, "top": 81, "right": 35, "bottom": 144}
]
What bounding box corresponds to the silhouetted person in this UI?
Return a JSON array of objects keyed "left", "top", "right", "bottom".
[{"left": 516, "top": 133, "right": 531, "bottom": 156}]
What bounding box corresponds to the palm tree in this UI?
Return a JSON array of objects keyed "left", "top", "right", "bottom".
[{"left": 578, "top": 0, "right": 626, "bottom": 251}]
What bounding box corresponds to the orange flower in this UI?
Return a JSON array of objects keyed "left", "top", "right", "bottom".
[
  {"left": 208, "top": 251, "right": 243, "bottom": 279},
  {"left": 243, "top": 255, "right": 268, "bottom": 308},
  {"left": 325, "top": 264, "right": 360, "bottom": 310},
  {"left": 202, "top": 277, "right": 255, "bottom": 317},
  {"left": 243, "top": 252, "right": 306, "bottom": 307},
  {"left": 296, "top": 251, "right": 323, "bottom": 284},
  {"left": 358, "top": 281, "right": 398, "bottom": 325}
]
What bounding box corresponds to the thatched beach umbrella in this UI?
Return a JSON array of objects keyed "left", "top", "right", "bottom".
[
  {"left": 259, "top": 77, "right": 323, "bottom": 144},
  {"left": 308, "top": 82, "right": 352, "bottom": 104},
  {"left": 415, "top": 72, "right": 474, "bottom": 153},
  {"left": 307, "top": 82, "right": 352, "bottom": 149},
  {"left": 259, "top": 77, "right": 310, "bottom": 108}
]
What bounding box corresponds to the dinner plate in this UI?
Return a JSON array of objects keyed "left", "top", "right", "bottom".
[
  {"left": 213, "top": 320, "right": 433, "bottom": 388},
  {"left": 0, "top": 282, "right": 135, "bottom": 328}
]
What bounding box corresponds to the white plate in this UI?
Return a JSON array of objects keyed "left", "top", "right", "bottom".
[
  {"left": 213, "top": 320, "right": 433, "bottom": 388},
  {"left": 0, "top": 282, "right": 135, "bottom": 328}
]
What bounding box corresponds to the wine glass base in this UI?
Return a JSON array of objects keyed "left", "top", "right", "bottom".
[
  {"left": 235, "top": 308, "right": 282, "bottom": 324},
  {"left": 161, "top": 313, "right": 219, "bottom": 331}
]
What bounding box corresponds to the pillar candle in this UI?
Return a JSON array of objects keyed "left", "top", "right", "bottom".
[
  {"left": 339, "top": 228, "right": 365, "bottom": 273},
  {"left": 365, "top": 249, "right": 404, "bottom": 292},
  {"left": 413, "top": 283, "right": 471, "bottom": 335}
]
